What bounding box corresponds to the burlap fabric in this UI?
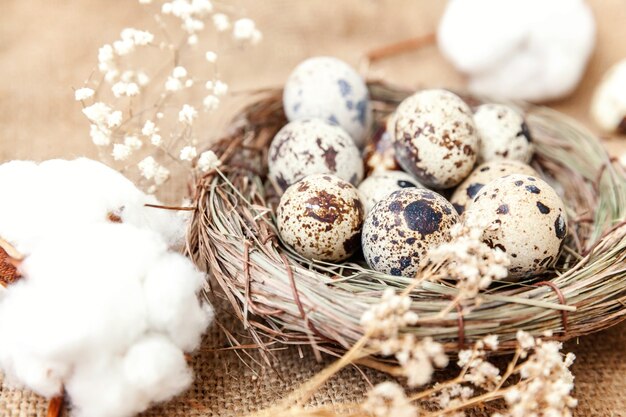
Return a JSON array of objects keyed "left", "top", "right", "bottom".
[{"left": 2, "top": 0, "right": 626, "bottom": 415}]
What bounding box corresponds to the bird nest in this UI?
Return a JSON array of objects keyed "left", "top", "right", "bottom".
[{"left": 187, "top": 82, "right": 626, "bottom": 356}]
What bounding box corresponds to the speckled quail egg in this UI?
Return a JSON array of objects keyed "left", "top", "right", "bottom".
[
  {"left": 268, "top": 119, "right": 364, "bottom": 192},
  {"left": 451, "top": 160, "right": 538, "bottom": 214},
  {"left": 474, "top": 104, "right": 533, "bottom": 163},
  {"left": 276, "top": 174, "right": 364, "bottom": 262},
  {"left": 362, "top": 188, "right": 459, "bottom": 277},
  {"left": 283, "top": 56, "right": 372, "bottom": 147},
  {"left": 463, "top": 174, "right": 568, "bottom": 279},
  {"left": 358, "top": 171, "right": 423, "bottom": 215},
  {"left": 393, "top": 89, "right": 478, "bottom": 189}
]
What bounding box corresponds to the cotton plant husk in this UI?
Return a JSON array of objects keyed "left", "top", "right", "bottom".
[{"left": 187, "top": 81, "right": 626, "bottom": 359}]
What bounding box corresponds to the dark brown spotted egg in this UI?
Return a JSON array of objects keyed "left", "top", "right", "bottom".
[
  {"left": 268, "top": 119, "right": 363, "bottom": 192},
  {"left": 362, "top": 188, "right": 459, "bottom": 277},
  {"left": 358, "top": 170, "right": 423, "bottom": 215},
  {"left": 474, "top": 104, "right": 534, "bottom": 163},
  {"left": 450, "top": 160, "right": 538, "bottom": 215},
  {"left": 276, "top": 174, "right": 364, "bottom": 262},
  {"left": 463, "top": 174, "right": 568, "bottom": 280},
  {"left": 393, "top": 89, "right": 478, "bottom": 189}
]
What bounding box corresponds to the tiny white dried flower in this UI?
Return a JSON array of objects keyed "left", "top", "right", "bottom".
[
  {"left": 205, "top": 51, "right": 217, "bottom": 63},
  {"left": 124, "top": 135, "right": 143, "bottom": 151},
  {"left": 197, "top": 150, "right": 221, "bottom": 172},
  {"left": 154, "top": 165, "right": 170, "bottom": 185},
  {"left": 205, "top": 80, "right": 214, "bottom": 90},
  {"left": 150, "top": 134, "right": 163, "bottom": 146},
  {"left": 161, "top": 2, "right": 173, "bottom": 14},
  {"left": 126, "top": 82, "right": 140, "bottom": 96},
  {"left": 89, "top": 125, "right": 111, "bottom": 146},
  {"left": 191, "top": 0, "right": 213, "bottom": 14},
  {"left": 212, "top": 13, "right": 230, "bottom": 31},
  {"left": 75, "top": 87, "right": 95, "bottom": 101},
  {"left": 187, "top": 34, "right": 198, "bottom": 45},
  {"left": 179, "top": 146, "right": 198, "bottom": 161},
  {"left": 139, "top": 0, "right": 152, "bottom": 4},
  {"left": 136, "top": 71, "right": 150, "bottom": 86},
  {"left": 156, "top": 112, "right": 164, "bottom": 119},
  {"left": 172, "top": 66, "right": 188, "bottom": 79},
  {"left": 233, "top": 18, "right": 256, "bottom": 41},
  {"left": 185, "top": 79, "right": 194, "bottom": 88},
  {"left": 121, "top": 28, "right": 154, "bottom": 46},
  {"left": 112, "top": 143, "right": 132, "bottom": 161},
  {"left": 165, "top": 76, "right": 183, "bottom": 92},
  {"left": 250, "top": 29, "right": 263, "bottom": 45},
  {"left": 138, "top": 156, "right": 158, "bottom": 179},
  {"left": 113, "top": 38, "right": 135, "bottom": 56},
  {"left": 362, "top": 382, "right": 417, "bottom": 417},
  {"left": 203, "top": 95, "right": 219, "bottom": 110},
  {"left": 83, "top": 102, "right": 112, "bottom": 124},
  {"left": 483, "top": 334, "right": 499, "bottom": 351},
  {"left": 112, "top": 82, "right": 127, "bottom": 97},
  {"left": 516, "top": 330, "right": 535, "bottom": 351},
  {"left": 107, "top": 110, "right": 123, "bottom": 128},
  {"left": 213, "top": 80, "right": 228, "bottom": 96},
  {"left": 178, "top": 104, "right": 198, "bottom": 124},
  {"left": 141, "top": 120, "right": 157, "bottom": 136}
]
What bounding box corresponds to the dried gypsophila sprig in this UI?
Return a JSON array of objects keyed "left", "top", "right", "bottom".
[
  {"left": 426, "top": 219, "right": 510, "bottom": 304},
  {"left": 76, "top": 0, "right": 257, "bottom": 193},
  {"left": 243, "top": 301, "right": 577, "bottom": 417}
]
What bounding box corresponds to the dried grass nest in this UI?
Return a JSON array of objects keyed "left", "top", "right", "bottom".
[{"left": 187, "top": 82, "right": 626, "bottom": 356}]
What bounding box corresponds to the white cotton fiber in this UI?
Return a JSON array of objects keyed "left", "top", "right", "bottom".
[
  {"left": 0, "top": 158, "right": 187, "bottom": 253},
  {"left": 438, "top": 0, "right": 596, "bottom": 102},
  {"left": 0, "top": 159, "right": 211, "bottom": 417}
]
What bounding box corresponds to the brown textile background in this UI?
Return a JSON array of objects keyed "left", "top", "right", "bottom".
[{"left": 1, "top": 0, "right": 626, "bottom": 416}]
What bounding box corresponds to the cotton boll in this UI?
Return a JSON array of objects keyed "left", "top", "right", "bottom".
[
  {"left": 591, "top": 59, "right": 626, "bottom": 133},
  {"left": 122, "top": 335, "right": 193, "bottom": 403},
  {"left": 438, "top": 0, "right": 595, "bottom": 102},
  {"left": 143, "top": 253, "right": 211, "bottom": 351},
  {"left": 0, "top": 223, "right": 210, "bottom": 417},
  {"left": 0, "top": 158, "right": 186, "bottom": 253},
  {"left": 68, "top": 336, "right": 192, "bottom": 417}
]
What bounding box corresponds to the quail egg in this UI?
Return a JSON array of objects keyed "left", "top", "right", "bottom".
[
  {"left": 268, "top": 119, "right": 363, "bottom": 192},
  {"left": 276, "top": 174, "right": 364, "bottom": 262},
  {"left": 358, "top": 171, "right": 423, "bottom": 215},
  {"left": 451, "top": 160, "right": 538, "bottom": 214},
  {"left": 474, "top": 103, "right": 533, "bottom": 163},
  {"left": 463, "top": 174, "right": 568, "bottom": 279},
  {"left": 393, "top": 89, "right": 478, "bottom": 189},
  {"left": 362, "top": 188, "right": 459, "bottom": 277},
  {"left": 283, "top": 56, "right": 372, "bottom": 147}
]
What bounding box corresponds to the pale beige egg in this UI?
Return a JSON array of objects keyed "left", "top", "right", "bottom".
[
  {"left": 451, "top": 160, "right": 538, "bottom": 215},
  {"left": 393, "top": 89, "right": 478, "bottom": 189},
  {"left": 463, "top": 174, "right": 568, "bottom": 279}
]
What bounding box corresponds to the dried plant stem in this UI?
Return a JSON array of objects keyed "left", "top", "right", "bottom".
[
  {"left": 365, "top": 33, "right": 436, "bottom": 63},
  {"left": 46, "top": 396, "right": 63, "bottom": 417}
]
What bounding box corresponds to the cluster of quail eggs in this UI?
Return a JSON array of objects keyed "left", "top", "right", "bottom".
[{"left": 271, "top": 56, "right": 568, "bottom": 282}]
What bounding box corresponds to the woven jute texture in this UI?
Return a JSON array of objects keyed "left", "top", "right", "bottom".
[{"left": 2, "top": 0, "right": 626, "bottom": 416}]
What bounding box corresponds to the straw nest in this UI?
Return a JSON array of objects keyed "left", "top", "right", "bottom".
[{"left": 187, "top": 82, "right": 626, "bottom": 356}]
